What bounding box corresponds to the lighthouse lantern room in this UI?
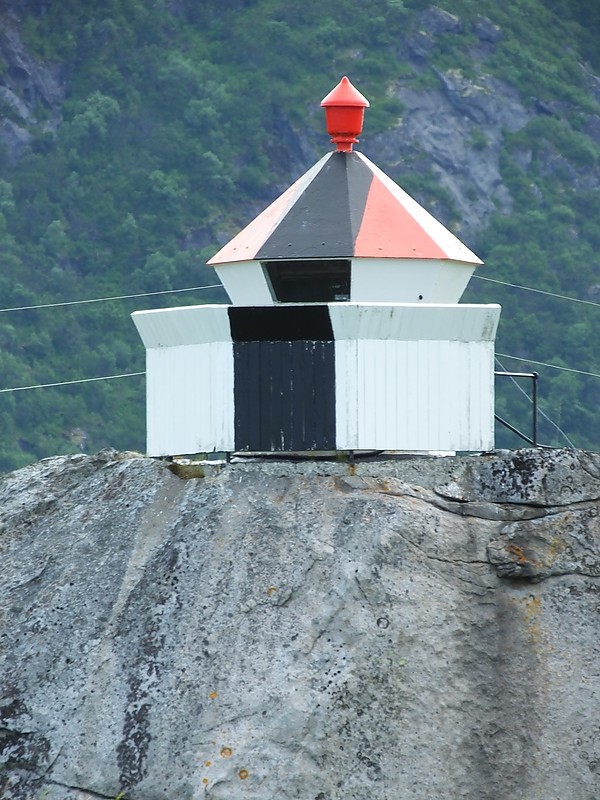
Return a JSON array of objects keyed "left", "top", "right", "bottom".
[{"left": 132, "top": 77, "right": 501, "bottom": 457}]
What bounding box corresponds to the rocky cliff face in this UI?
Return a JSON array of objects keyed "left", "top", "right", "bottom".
[
  {"left": 368, "top": 71, "right": 528, "bottom": 238},
  {"left": 1, "top": 448, "right": 599, "bottom": 800},
  {"left": 0, "top": 1, "right": 65, "bottom": 164}
]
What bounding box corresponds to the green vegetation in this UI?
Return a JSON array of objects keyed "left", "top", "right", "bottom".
[
  {"left": 0, "top": 0, "right": 599, "bottom": 469},
  {"left": 462, "top": 101, "right": 600, "bottom": 449}
]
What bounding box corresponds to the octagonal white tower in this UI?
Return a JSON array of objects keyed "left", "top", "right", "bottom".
[{"left": 133, "top": 76, "right": 500, "bottom": 456}]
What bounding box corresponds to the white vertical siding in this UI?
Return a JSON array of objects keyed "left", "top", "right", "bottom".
[
  {"left": 134, "top": 301, "right": 499, "bottom": 456},
  {"left": 336, "top": 339, "right": 495, "bottom": 452},
  {"left": 146, "top": 342, "right": 234, "bottom": 456}
]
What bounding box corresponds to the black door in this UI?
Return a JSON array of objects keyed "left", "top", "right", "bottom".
[{"left": 229, "top": 306, "right": 336, "bottom": 451}]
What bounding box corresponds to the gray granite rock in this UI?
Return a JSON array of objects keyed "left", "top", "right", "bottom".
[
  {"left": 0, "top": 7, "right": 66, "bottom": 163},
  {"left": 417, "top": 6, "right": 462, "bottom": 36},
  {"left": 473, "top": 15, "right": 502, "bottom": 45},
  {"left": 1, "top": 449, "right": 599, "bottom": 800}
]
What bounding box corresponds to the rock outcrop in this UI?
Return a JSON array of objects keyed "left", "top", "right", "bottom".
[
  {"left": 366, "top": 71, "right": 528, "bottom": 239},
  {"left": 0, "top": 1, "right": 66, "bottom": 163},
  {"left": 365, "top": 8, "right": 533, "bottom": 241},
  {"left": 1, "top": 448, "right": 599, "bottom": 799}
]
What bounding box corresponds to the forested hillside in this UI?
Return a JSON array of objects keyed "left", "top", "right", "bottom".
[{"left": 0, "top": 0, "right": 599, "bottom": 470}]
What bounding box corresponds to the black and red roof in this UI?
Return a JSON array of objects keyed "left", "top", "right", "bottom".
[{"left": 208, "top": 150, "right": 482, "bottom": 267}]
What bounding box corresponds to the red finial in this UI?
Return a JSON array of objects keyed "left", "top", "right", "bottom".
[{"left": 320, "top": 76, "right": 370, "bottom": 152}]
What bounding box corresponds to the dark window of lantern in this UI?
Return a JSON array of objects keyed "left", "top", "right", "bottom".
[{"left": 264, "top": 260, "right": 351, "bottom": 303}]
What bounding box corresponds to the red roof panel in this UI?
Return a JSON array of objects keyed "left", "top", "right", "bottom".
[{"left": 354, "top": 176, "right": 448, "bottom": 259}]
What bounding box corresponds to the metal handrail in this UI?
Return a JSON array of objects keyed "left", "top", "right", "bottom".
[{"left": 494, "top": 371, "right": 539, "bottom": 446}]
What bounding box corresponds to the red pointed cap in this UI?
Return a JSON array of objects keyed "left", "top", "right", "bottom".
[
  {"left": 320, "top": 76, "right": 370, "bottom": 108},
  {"left": 320, "top": 76, "right": 370, "bottom": 152}
]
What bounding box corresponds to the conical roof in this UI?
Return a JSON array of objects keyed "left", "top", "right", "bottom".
[{"left": 208, "top": 150, "right": 482, "bottom": 267}]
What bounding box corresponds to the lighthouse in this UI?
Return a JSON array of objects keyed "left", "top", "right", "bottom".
[{"left": 132, "top": 77, "right": 500, "bottom": 457}]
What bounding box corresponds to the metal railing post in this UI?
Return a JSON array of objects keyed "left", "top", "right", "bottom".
[
  {"left": 494, "top": 370, "right": 541, "bottom": 448},
  {"left": 532, "top": 372, "right": 538, "bottom": 447}
]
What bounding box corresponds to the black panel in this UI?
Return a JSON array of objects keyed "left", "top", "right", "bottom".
[
  {"left": 228, "top": 305, "right": 333, "bottom": 341},
  {"left": 264, "top": 260, "right": 351, "bottom": 303},
  {"left": 256, "top": 152, "right": 356, "bottom": 259},
  {"left": 234, "top": 341, "right": 336, "bottom": 451},
  {"left": 346, "top": 152, "right": 376, "bottom": 241}
]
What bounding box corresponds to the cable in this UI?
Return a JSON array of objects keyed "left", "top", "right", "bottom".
[
  {"left": 0, "top": 283, "right": 224, "bottom": 314},
  {"left": 473, "top": 274, "right": 600, "bottom": 309},
  {"left": 2, "top": 353, "right": 598, "bottom": 396},
  {"left": 0, "top": 371, "right": 145, "bottom": 394},
  {"left": 497, "top": 352, "right": 600, "bottom": 380},
  {"left": 1, "top": 275, "right": 595, "bottom": 316},
  {"left": 0, "top": 272, "right": 595, "bottom": 318},
  {"left": 495, "top": 357, "right": 576, "bottom": 449}
]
